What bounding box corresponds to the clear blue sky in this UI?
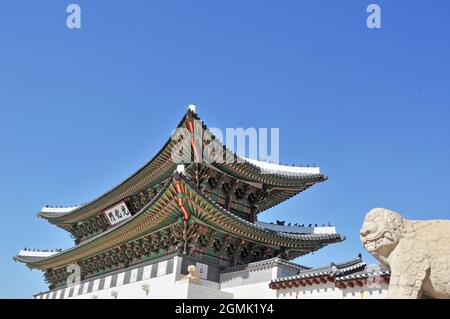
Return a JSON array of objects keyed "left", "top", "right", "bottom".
[{"left": 1, "top": 1, "right": 449, "bottom": 298}]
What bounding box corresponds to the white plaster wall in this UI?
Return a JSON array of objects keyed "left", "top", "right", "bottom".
[
  {"left": 276, "top": 282, "right": 341, "bottom": 299},
  {"left": 67, "top": 273, "right": 233, "bottom": 299},
  {"left": 33, "top": 255, "right": 389, "bottom": 300},
  {"left": 69, "top": 274, "right": 185, "bottom": 299},
  {"left": 220, "top": 268, "right": 273, "bottom": 289},
  {"left": 221, "top": 282, "right": 277, "bottom": 299},
  {"left": 341, "top": 286, "right": 388, "bottom": 299},
  {"left": 38, "top": 277, "right": 389, "bottom": 299},
  {"left": 186, "top": 283, "right": 233, "bottom": 299}
]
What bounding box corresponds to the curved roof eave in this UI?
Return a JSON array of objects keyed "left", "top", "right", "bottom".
[{"left": 36, "top": 112, "right": 190, "bottom": 222}]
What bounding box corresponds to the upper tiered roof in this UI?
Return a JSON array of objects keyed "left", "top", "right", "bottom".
[{"left": 37, "top": 107, "right": 326, "bottom": 227}]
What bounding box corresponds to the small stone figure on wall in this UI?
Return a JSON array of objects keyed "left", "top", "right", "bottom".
[{"left": 182, "top": 265, "right": 201, "bottom": 285}]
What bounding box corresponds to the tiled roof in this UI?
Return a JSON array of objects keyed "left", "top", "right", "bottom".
[
  {"left": 15, "top": 176, "right": 344, "bottom": 270},
  {"left": 221, "top": 257, "right": 309, "bottom": 274},
  {"left": 270, "top": 255, "right": 368, "bottom": 283},
  {"left": 37, "top": 107, "right": 325, "bottom": 224},
  {"left": 335, "top": 268, "right": 390, "bottom": 282},
  {"left": 243, "top": 157, "right": 321, "bottom": 176}
]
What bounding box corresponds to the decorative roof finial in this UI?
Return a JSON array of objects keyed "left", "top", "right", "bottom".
[
  {"left": 176, "top": 164, "right": 186, "bottom": 176},
  {"left": 188, "top": 104, "right": 196, "bottom": 113}
]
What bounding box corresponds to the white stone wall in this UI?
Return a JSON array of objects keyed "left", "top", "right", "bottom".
[
  {"left": 34, "top": 256, "right": 232, "bottom": 300},
  {"left": 219, "top": 264, "right": 283, "bottom": 299},
  {"left": 35, "top": 256, "right": 177, "bottom": 299},
  {"left": 36, "top": 276, "right": 388, "bottom": 299},
  {"left": 221, "top": 281, "right": 277, "bottom": 299},
  {"left": 220, "top": 268, "right": 273, "bottom": 289},
  {"left": 341, "top": 286, "right": 388, "bottom": 299},
  {"left": 33, "top": 257, "right": 389, "bottom": 299}
]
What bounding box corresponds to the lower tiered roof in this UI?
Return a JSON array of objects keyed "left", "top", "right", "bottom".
[
  {"left": 36, "top": 107, "right": 326, "bottom": 230},
  {"left": 15, "top": 171, "right": 344, "bottom": 272}
]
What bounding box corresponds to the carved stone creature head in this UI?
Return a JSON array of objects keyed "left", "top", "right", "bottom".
[
  {"left": 360, "top": 208, "right": 405, "bottom": 264},
  {"left": 187, "top": 265, "right": 200, "bottom": 279}
]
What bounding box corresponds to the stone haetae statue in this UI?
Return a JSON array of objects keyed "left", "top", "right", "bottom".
[
  {"left": 182, "top": 265, "right": 201, "bottom": 284},
  {"left": 360, "top": 208, "right": 450, "bottom": 299}
]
